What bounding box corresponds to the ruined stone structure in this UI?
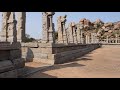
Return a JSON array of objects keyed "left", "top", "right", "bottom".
[
  {"left": 1, "top": 12, "right": 120, "bottom": 78},
  {"left": 0, "top": 12, "right": 25, "bottom": 78},
  {"left": 0, "top": 12, "right": 102, "bottom": 78},
  {"left": 21, "top": 13, "right": 101, "bottom": 65},
  {"left": 0, "top": 12, "right": 17, "bottom": 42},
  {"left": 57, "top": 15, "right": 67, "bottom": 44},
  {"left": 17, "top": 12, "right": 26, "bottom": 42},
  {"left": 68, "top": 22, "right": 74, "bottom": 43},
  {"left": 42, "top": 12, "right": 55, "bottom": 43}
]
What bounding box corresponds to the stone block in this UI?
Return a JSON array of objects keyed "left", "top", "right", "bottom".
[
  {"left": 40, "top": 54, "right": 48, "bottom": 59},
  {"left": 17, "top": 68, "right": 25, "bottom": 77},
  {"left": 0, "top": 70, "right": 17, "bottom": 78},
  {"left": 41, "top": 48, "right": 52, "bottom": 54},
  {"left": 10, "top": 50, "right": 21, "bottom": 60},
  {"left": 0, "top": 60, "right": 14, "bottom": 73},
  {"left": 34, "top": 53, "right": 41, "bottom": 58},
  {"left": 12, "top": 58, "right": 25, "bottom": 69},
  {"left": 22, "top": 42, "right": 38, "bottom": 47},
  {"left": 0, "top": 51, "right": 10, "bottom": 61}
]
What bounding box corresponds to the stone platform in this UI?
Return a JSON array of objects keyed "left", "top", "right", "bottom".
[
  {"left": 0, "top": 42, "right": 25, "bottom": 78},
  {"left": 21, "top": 42, "right": 101, "bottom": 65}
]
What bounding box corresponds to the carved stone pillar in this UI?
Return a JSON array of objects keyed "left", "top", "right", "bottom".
[
  {"left": 106, "top": 35, "right": 109, "bottom": 43},
  {"left": 7, "top": 12, "right": 17, "bottom": 43},
  {"left": 57, "top": 15, "right": 67, "bottom": 44},
  {"left": 17, "top": 12, "right": 26, "bottom": 42},
  {"left": 68, "top": 23, "right": 74, "bottom": 43},
  {"left": 42, "top": 12, "right": 55, "bottom": 43},
  {"left": 0, "top": 12, "right": 17, "bottom": 43},
  {"left": 72, "top": 23, "right": 77, "bottom": 44},
  {"left": 115, "top": 34, "right": 118, "bottom": 43},
  {"left": 76, "top": 24, "right": 81, "bottom": 44}
]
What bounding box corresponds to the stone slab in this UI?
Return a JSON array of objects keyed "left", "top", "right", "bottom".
[
  {"left": 0, "top": 69, "right": 17, "bottom": 78},
  {"left": 0, "top": 60, "right": 14, "bottom": 73}
]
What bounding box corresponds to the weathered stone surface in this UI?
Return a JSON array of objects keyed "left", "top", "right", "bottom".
[
  {"left": 40, "top": 54, "right": 48, "bottom": 59},
  {"left": 21, "top": 42, "right": 38, "bottom": 47},
  {"left": 68, "top": 22, "right": 74, "bottom": 43},
  {"left": 12, "top": 58, "right": 25, "bottom": 69},
  {"left": 10, "top": 50, "right": 21, "bottom": 60},
  {"left": 0, "top": 51, "right": 10, "bottom": 61},
  {"left": 16, "top": 68, "right": 25, "bottom": 77},
  {"left": 42, "top": 12, "right": 55, "bottom": 43},
  {"left": 104, "top": 22, "right": 113, "bottom": 27},
  {"left": 57, "top": 15, "right": 67, "bottom": 44},
  {"left": 0, "top": 69, "right": 17, "bottom": 78},
  {"left": 0, "top": 60, "right": 14, "bottom": 73},
  {"left": 0, "top": 12, "right": 17, "bottom": 43},
  {"left": 17, "top": 12, "right": 26, "bottom": 42}
]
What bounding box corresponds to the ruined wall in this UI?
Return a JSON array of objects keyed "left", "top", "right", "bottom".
[
  {"left": 0, "top": 42, "right": 25, "bottom": 78},
  {"left": 21, "top": 42, "right": 101, "bottom": 65}
]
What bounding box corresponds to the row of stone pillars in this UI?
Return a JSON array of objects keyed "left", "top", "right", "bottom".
[
  {"left": 106, "top": 34, "right": 120, "bottom": 43},
  {"left": 0, "top": 12, "right": 56, "bottom": 44},
  {"left": 57, "top": 15, "right": 99, "bottom": 44},
  {"left": 0, "top": 12, "right": 99, "bottom": 44}
]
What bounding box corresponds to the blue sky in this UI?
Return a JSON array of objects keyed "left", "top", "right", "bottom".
[{"left": 0, "top": 12, "right": 120, "bottom": 39}]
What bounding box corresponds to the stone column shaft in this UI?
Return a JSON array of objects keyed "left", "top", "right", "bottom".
[
  {"left": 17, "top": 12, "right": 26, "bottom": 42},
  {"left": 0, "top": 12, "right": 17, "bottom": 43},
  {"left": 73, "top": 26, "right": 77, "bottom": 44},
  {"left": 76, "top": 24, "right": 81, "bottom": 44},
  {"left": 68, "top": 23, "right": 74, "bottom": 43},
  {"left": 115, "top": 34, "right": 118, "bottom": 43},
  {"left": 42, "top": 12, "right": 55, "bottom": 43}
]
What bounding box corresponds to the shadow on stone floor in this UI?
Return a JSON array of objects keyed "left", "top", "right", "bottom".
[
  {"left": 22, "top": 49, "right": 96, "bottom": 78},
  {"left": 26, "top": 72, "right": 57, "bottom": 78},
  {"left": 76, "top": 57, "right": 93, "bottom": 61},
  {"left": 23, "top": 62, "right": 86, "bottom": 78}
]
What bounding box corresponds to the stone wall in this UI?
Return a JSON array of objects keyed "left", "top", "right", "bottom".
[{"left": 21, "top": 42, "right": 101, "bottom": 65}]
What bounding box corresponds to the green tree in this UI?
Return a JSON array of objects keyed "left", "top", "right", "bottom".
[
  {"left": 24, "top": 34, "right": 36, "bottom": 42},
  {"left": 54, "top": 31, "right": 58, "bottom": 40}
]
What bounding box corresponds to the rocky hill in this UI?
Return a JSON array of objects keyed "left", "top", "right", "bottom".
[{"left": 79, "top": 18, "right": 120, "bottom": 39}]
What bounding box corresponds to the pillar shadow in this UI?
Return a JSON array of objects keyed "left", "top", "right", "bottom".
[
  {"left": 22, "top": 62, "right": 85, "bottom": 78},
  {"left": 26, "top": 48, "right": 34, "bottom": 62}
]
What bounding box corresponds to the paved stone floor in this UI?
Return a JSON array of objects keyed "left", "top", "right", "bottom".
[{"left": 26, "top": 45, "right": 120, "bottom": 78}]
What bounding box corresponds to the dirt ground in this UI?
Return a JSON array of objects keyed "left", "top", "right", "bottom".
[{"left": 26, "top": 45, "right": 120, "bottom": 78}]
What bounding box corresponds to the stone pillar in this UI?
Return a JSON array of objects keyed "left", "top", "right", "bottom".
[
  {"left": 79, "top": 24, "right": 84, "bottom": 44},
  {"left": 80, "top": 29, "right": 83, "bottom": 44},
  {"left": 57, "top": 15, "right": 67, "bottom": 44},
  {"left": 63, "top": 22, "right": 68, "bottom": 44},
  {"left": 91, "top": 33, "right": 94, "bottom": 43},
  {"left": 85, "top": 35, "right": 87, "bottom": 44},
  {"left": 0, "top": 12, "right": 17, "bottom": 43},
  {"left": 48, "top": 15, "right": 55, "bottom": 43},
  {"left": 57, "top": 16, "right": 63, "bottom": 43},
  {"left": 68, "top": 23, "right": 74, "bottom": 43},
  {"left": 42, "top": 12, "right": 55, "bottom": 43},
  {"left": 115, "top": 34, "right": 118, "bottom": 43},
  {"left": 86, "top": 34, "right": 90, "bottom": 44},
  {"left": 76, "top": 24, "right": 81, "bottom": 43},
  {"left": 17, "top": 12, "right": 26, "bottom": 42},
  {"left": 0, "top": 12, "right": 10, "bottom": 42},
  {"left": 7, "top": 12, "right": 17, "bottom": 43},
  {"left": 94, "top": 34, "right": 97, "bottom": 43},
  {"left": 106, "top": 35, "right": 109, "bottom": 43},
  {"left": 72, "top": 23, "right": 77, "bottom": 44}
]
